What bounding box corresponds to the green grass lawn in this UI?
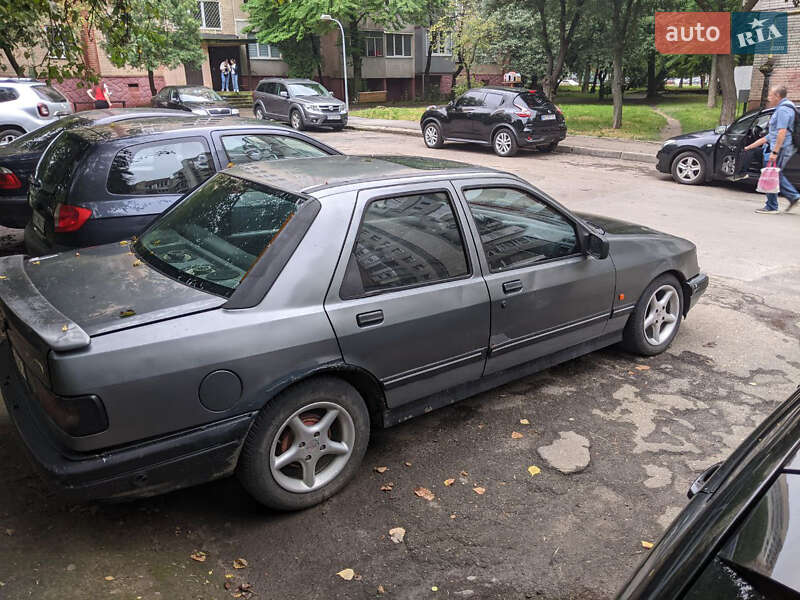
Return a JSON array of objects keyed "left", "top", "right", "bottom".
[
  {"left": 351, "top": 106, "right": 427, "bottom": 120},
  {"left": 561, "top": 104, "right": 666, "bottom": 140},
  {"left": 657, "top": 93, "right": 720, "bottom": 134}
]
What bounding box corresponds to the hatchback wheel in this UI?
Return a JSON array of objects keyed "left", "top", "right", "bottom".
[
  {"left": 0, "top": 127, "right": 23, "bottom": 145},
  {"left": 622, "top": 274, "right": 683, "bottom": 356},
  {"left": 671, "top": 151, "right": 705, "bottom": 185},
  {"left": 492, "top": 129, "right": 518, "bottom": 157},
  {"left": 237, "top": 377, "right": 370, "bottom": 510},
  {"left": 290, "top": 109, "right": 305, "bottom": 131},
  {"left": 423, "top": 122, "right": 444, "bottom": 149},
  {"left": 254, "top": 105, "right": 265, "bottom": 120}
]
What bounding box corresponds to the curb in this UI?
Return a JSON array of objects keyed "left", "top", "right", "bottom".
[{"left": 345, "top": 123, "right": 655, "bottom": 164}]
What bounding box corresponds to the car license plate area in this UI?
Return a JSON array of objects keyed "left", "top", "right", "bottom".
[
  {"left": 326, "top": 115, "right": 341, "bottom": 120},
  {"left": 541, "top": 114, "right": 556, "bottom": 121},
  {"left": 32, "top": 211, "right": 46, "bottom": 236}
]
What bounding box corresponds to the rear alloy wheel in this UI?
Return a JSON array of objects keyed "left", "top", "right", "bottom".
[
  {"left": 290, "top": 109, "right": 305, "bottom": 131},
  {"left": 492, "top": 129, "right": 518, "bottom": 157},
  {"left": 423, "top": 122, "right": 444, "bottom": 149},
  {"left": 671, "top": 151, "right": 705, "bottom": 185},
  {"left": 622, "top": 274, "right": 683, "bottom": 356},
  {"left": 0, "top": 128, "right": 24, "bottom": 145},
  {"left": 254, "top": 105, "right": 266, "bottom": 120},
  {"left": 237, "top": 377, "right": 370, "bottom": 510}
]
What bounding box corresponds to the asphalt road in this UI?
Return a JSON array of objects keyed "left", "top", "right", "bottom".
[{"left": 1, "top": 129, "right": 798, "bottom": 600}]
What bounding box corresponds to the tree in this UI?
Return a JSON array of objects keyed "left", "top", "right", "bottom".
[
  {"left": 606, "top": 0, "right": 646, "bottom": 129},
  {"left": 412, "top": 0, "right": 450, "bottom": 100},
  {"left": 530, "top": 0, "right": 587, "bottom": 98},
  {"left": 102, "top": 0, "right": 204, "bottom": 96}
]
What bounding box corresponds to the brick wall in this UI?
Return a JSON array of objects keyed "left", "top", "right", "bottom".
[
  {"left": 748, "top": 2, "right": 800, "bottom": 107},
  {"left": 54, "top": 75, "right": 166, "bottom": 109}
]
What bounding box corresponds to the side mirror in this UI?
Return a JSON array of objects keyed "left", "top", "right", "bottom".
[
  {"left": 714, "top": 125, "right": 727, "bottom": 134},
  {"left": 447, "top": 100, "right": 454, "bottom": 107},
  {"left": 279, "top": 90, "right": 289, "bottom": 98},
  {"left": 586, "top": 233, "right": 609, "bottom": 259}
]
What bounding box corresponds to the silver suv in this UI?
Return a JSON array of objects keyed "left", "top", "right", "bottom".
[
  {"left": 253, "top": 78, "right": 347, "bottom": 131},
  {"left": 0, "top": 78, "right": 73, "bottom": 144}
]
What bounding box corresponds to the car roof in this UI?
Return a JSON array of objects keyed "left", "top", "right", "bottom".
[
  {"left": 0, "top": 78, "right": 45, "bottom": 86},
  {"left": 69, "top": 108, "right": 192, "bottom": 123},
  {"left": 474, "top": 86, "right": 529, "bottom": 95},
  {"left": 225, "top": 155, "right": 503, "bottom": 195},
  {"left": 259, "top": 78, "right": 316, "bottom": 84},
  {"left": 71, "top": 116, "right": 295, "bottom": 143}
]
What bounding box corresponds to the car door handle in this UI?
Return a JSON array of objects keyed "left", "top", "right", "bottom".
[
  {"left": 502, "top": 280, "right": 523, "bottom": 294},
  {"left": 356, "top": 310, "right": 384, "bottom": 327}
]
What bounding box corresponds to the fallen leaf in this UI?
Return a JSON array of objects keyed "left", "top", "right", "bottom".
[
  {"left": 32, "top": 260, "right": 40, "bottom": 265},
  {"left": 477, "top": 424, "right": 485, "bottom": 429},
  {"left": 414, "top": 486, "right": 435, "bottom": 501},
  {"left": 404, "top": 461, "right": 412, "bottom": 467},
  {"left": 75, "top": 252, "right": 80, "bottom": 256},
  {"left": 377, "top": 584, "right": 386, "bottom": 594},
  {"left": 119, "top": 240, "right": 129, "bottom": 246},
  {"left": 641, "top": 541, "right": 654, "bottom": 549},
  {"left": 443, "top": 478, "right": 455, "bottom": 487},
  {"left": 119, "top": 309, "right": 136, "bottom": 318},
  {"left": 432, "top": 586, "right": 439, "bottom": 592},
  {"left": 61, "top": 324, "right": 68, "bottom": 332},
  {"left": 380, "top": 482, "right": 394, "bottom": 492},
  {"left": 0, "top": 275, "right": 7, "bottom": 280},
  {"left": 374, "top": 466, "right": 388, "bottom": 474},
  {"left": 628, "top": 371, "right": 635, "bottom": 375},
  {"left": 519, "top": 418, "right": 530, "bottom": 425},
  {"left": 635, "top": 365, "right": 650, "bottom": 371},
  {"left": 190, "top": 550, "right": 207, "bottom": 562},
  {"left": 460, "top": 470, "right": 468, "bottom": 477},
  {"left": 225, "top": 574, "right": 234, "bottom": 579},
  {"left": 336, "top": 568, "right": 355, "bottom": 581},
  {"left": 132, "top": 260, "right": 142, "bottom": 267},
  {"left": 511, "top": 431, "right": 523, "bottom": 439},
  {"left": 389, "top": 527, "right": 406, "bottom": 543},
  {"left": 104, "top": 576, "right": 115, "bottom": 581},
  {"left": 224, "top": 581, "right": 232, "bottom": 591},
  {"left": 450, "top": 514, "right": 456, "bottom": 519},
  {"left": 473, "top": 486, "right": 486, "bottom": 495},
  {"left": 749, "top": 381, "right": 758, "bottom": 386},
  {"left": 233, "top": 558, "right": 248, "bottom": 569},
  {"left": 527, "top": 465, "right": 541, "bottom": 477}
]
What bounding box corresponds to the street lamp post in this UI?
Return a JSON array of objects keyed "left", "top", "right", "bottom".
[{"left": 320, "top": 14, "right": 349, "bottom": 113}]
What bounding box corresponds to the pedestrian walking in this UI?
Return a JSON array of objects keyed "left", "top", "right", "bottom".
[
  {"left": 733, "top": 85, "right": 799, "bottom": 214},
  {"left": 230, "top": 58, "right": 239, "bottom": 92},
  {"left": 86, "top": 81, "right": 111, "bottom": 109},
  {"left": 219, "top": 59, "right": 230, "bottom": 92}
]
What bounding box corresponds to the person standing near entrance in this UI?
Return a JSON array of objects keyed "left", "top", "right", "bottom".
[
  {"left": 735, "top": 85, "right": 799, "bottom": 213},
  {"left": 219, "top": 59, "right": 230, "bottom": 91},
  {"left": 86, "top": 81, "right": 111, "bottom": 109},
  {"left": 230, "top": 58, "right": 239, "bottom": 92}
]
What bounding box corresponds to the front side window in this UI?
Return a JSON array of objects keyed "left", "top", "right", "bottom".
[
  {"left": 287, "top": 82, "right": 330, "bottom": 97},
  {"left": 464, "top": 187, "right": 578, "bottom": 272},
  {"left": 107, "top": 138, "right": 214, "bottom": 195},
  {"left": 340, "top": 191, "right": 469, "bottom": 298},
  {"left": 178, "top": 87, "right": 222, "bottom": 103},
  {"left": 137, "top": 174, "right": 307, "bottom": 297},
  {"left": 220, "top": 134, "right": 328, "bottom": 165},
  {"left": 727, "top": 113, "right": 758, "bottom": 135},
  {"left": 456, "top": 92, "right": 485, "bottom": 108}
]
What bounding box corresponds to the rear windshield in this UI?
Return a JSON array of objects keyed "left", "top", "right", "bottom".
[
  {"left": 136, "top": 174, "right": 306, "bottom": 297},
  {"left": 11, "top": 115, "right": 91, "bottom": 152},
  {"left": 35, "top": 131, "right": 90, "bottom": 191},
  {"left": 33, "top": 85, "right": 67, "bottom": 103},
  {"left": 516, "top": 90, "right": 551, "bottom": 108}
]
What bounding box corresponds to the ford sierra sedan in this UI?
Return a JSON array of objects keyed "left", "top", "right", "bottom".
[{"left": 0, "top": 155, "right": 707, "bottom": 510}]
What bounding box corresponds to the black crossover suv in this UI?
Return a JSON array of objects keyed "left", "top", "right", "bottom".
[{"left": 420, "top": 86, "right": 567, "bottom": 157}]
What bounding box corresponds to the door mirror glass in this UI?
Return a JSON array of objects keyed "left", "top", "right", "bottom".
[
  {"left": 279, "top": 90, "right": 289, "bottom": 98},
  {"left": 714, "top": 125, "right": 727, "bottom": 134},
  {"left": 586, "top": 233, "right": 609, "bottom": 259}
]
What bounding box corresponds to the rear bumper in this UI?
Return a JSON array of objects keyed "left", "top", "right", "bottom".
[
  {"left": 1, "top": 343, "right": 255, "bottom": 501},
  {"left": 683, "top": 273, "right": 709, "bottom": 316},
  {"left": 518, "top": 125, "right": 567, "bottom": 147},
  {"left": 0, "top": 195, "right": 30, "bottom": 228}
]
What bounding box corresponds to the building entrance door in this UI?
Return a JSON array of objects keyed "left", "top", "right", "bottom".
[{"left": 208, "top": 46, "right": 242, "bottom": 91}]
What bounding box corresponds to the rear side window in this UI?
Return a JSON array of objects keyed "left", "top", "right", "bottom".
[
  {"left": 340, "top": 191, "right": 470, "bottom": 298},
  {"left": 485, "top": 93, "right": 504, "bottom": 109},
  {"left": 220, "top": 134, "right": 328, "bottom": 165},
  {"left": 0, "top": 87, "right": 18, "bottom": 102},
  {"left": 32, "top": 85, "right": 67, "bottom": 103},
  {"left": 256, "top": 82, "right": 268, "bottom": 93},
  {"left": 36, "top": 132, "right": 90, "bottom": 191},
  {"left": 517, "top": 90, "right": 550, "bottom": 108},
  {"left": 108, "top": 138, "right": 214, "bottom": 195}
]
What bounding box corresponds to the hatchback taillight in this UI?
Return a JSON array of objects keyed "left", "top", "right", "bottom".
[
  {"left": 0, "top": 167, "right": 21, "bottom": 190},
  {"left": 37, "top": 103, "right": 50, "bottom": 117},
  {"left": 54, "top": 203, "right": 92, "bottom": 232},
  {"left": 513, "top": 98, "right": 531, "bottom": 118}
]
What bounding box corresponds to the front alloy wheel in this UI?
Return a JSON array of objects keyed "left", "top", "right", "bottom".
[
  {"left": 642, "top": 285, "right": 680, "bottom": 347},
  {"left": 254, "top": 106, "right": 265, "bottom": 120},
  {"left": 290, "top": 109, "right": 305, "bottom": 131},
  {"left": 671, "top": 151, "right": 705, "bottom": 185},
  {"left": 423, "top": 122, "right": 444, "bottom": 148},
  {"left": 622, "top": 274, "right": 683, "bottom": 356}
]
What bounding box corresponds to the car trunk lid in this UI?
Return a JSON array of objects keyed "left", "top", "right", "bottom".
[{"left": 0, "top": 146, "right": 39, "bottom": 198}]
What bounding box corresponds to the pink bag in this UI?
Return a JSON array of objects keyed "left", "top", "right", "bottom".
[{"left": 756, "top": 159, "right": 781, "bottom": 194}]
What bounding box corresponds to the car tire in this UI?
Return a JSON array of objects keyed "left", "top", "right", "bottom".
[
  {"left": 0, "top": 127, "right": 24, "bottom": 145},
  {"left": 670, "top": 151, "right": 706, "bottom": 185},
  {"left": 254, "top": 105, "right": 266, "bottom": 120},
  {"left": 622, "top": 274, "right": 683, "bottom": 356},
  {"left": 492, "top": 128, "right": 518, "bottom": 157},
  {"left": 290, "top": 109, "right": 305, "bottom": 131},
  {"left": 237, "top": 376, "right": 370, "bottom": 511},
  {"left": 423, "top": 121, "right": 444, "bottom": 149},
  {"left": 538, "top": 142, "right": 558, "bottom": 153}
]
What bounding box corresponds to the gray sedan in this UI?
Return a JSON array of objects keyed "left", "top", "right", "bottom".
[{"left": 0, "top": 155, "right": 708, "bottom": 510}]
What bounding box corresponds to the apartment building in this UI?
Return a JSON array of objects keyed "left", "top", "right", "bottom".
[{"left": 747, "top": 0, "right": 800, "bottom": 108}]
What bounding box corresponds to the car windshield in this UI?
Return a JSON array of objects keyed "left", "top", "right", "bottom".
[
  {"left": 179, "top": 87, "right": 223, "bottom": 103},
  {"left": 136, "top": 174, "right": 306, "bottom": 298},
  {"left": 8, "top": 115, "right": 91, "bottom": 152},
  {"left": 288, "top": 82, "right": 331, "bottom": 97}
]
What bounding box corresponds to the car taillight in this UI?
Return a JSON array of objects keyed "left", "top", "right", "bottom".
[
  {"left": 0, "top": 167, "right": 21, "bottom": 190},
  {"left": 513, "top": 99, "right": 531, "bottom": 118},
  {"left": 54, "top": 203, "right": 92, "bottom": 232},
  {"left": 37, "top": 103, "right": 50, "bottom": 117}
]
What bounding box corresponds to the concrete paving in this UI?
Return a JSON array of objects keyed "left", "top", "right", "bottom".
[{"left": 0, "top": 127, "right": 798, "bottom": 600}]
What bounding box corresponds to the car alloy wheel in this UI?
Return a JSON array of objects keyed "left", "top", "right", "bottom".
[
  {"left": 642, "top": 284, "right": 680, "bottom": 346},
  {"left": 424, "top": 124, "right": 439, "bottom": 147},
  {"left": 494, "top": 131, "right": 513, "bottom": 155},
  {"left": 0, "top": 131, "right": 20, "bottom": 145},
  {"left": 290, "top": 110, "right": 303, "bottom": 130},
  {"left": 255, "top": 106, "right": 265, "bottom": 120},
  {"left": 721, "top": 154, "right": 735, "bottom": 176},
  {"left": 269, "top": 401, "right": 355, "bottom": 493},
  {"left": 673, "top": 153, "right": 704, "bottom": 184}
]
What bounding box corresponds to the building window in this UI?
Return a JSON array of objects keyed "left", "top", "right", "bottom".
[
  {"left": 385, "top": 33, "right": 412, "bottom": 57},
  {"left": 195, "top": 1, "right": 221, "bottom": 29},
  {"left": 247, "top": 43, "right": 281, "bottom": 60},
  {"left": 429, "top": 30, "right": 452, "bottom": 56},
  {"left": 364, "top": 31, "right": 384, "bottom": 57}
]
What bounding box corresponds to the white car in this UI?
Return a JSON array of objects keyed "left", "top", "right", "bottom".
[{"left": 0, "top": 78, "right": 73, "bottom": 144}]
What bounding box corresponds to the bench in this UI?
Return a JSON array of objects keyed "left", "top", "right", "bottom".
[{"left": 357, "top": 90, "right": 388, "bottom": 103}]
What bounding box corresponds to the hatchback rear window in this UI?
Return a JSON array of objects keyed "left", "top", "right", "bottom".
[
  {"left": 517, "top": 90, "right": 551, "bottom": 108},
  {"left": 35, "top": 132, "right": 90, "bottom": 191},
  {"left": 32, "top": 85, "right": 67, "bottom": 103},
  {"left": 136, "top": 174, "right": 306, "bottom": 297},
  {"left": 0, "top": 87, "right": 18, "bottom": 102}
]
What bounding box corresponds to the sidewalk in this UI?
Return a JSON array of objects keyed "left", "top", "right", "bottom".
[{"left": 346, "top": 115, "right": 660, "bottom": 164}]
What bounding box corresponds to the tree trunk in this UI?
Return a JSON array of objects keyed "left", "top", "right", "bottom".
[
  {"left": 679, "top": 77, "right": 684, "bottom": 88},
  {"left": 147, "top": 69, "right": 156, "bottom": 97},
  {"left": 423, "top": 36, "right": 433, "bottom": 101},
  {"left": 716, "top": 53, "right": 737, "bottom": 125},
  {"left": 646, "top": 50, "right": 656, "bottom": 99},
  {"left": 700, "top": 74, "right": 705, "bottom": 89},
  {"left": 611, "top": 46, "right": 624, "bottom": 129},
  {"left": 1, "top": 46, "right": 23, "bottom": 77},
  {"left": 707, "top": 54, "right": 717, "bottom": 108},
  {"left": 581, "top": 63, "right": 590, "bottom": 93},
  {"left": 590, "top": 67, "right": 599, "bottom": 93},
  {"left": 450, "top": 64, "right": 463, "bottom": 99},
  {"left": 347, "top": 20, "right": 363, "bottom": 94},
  {"left": 465, "top": 65, "right": 472, "bottom": 88}
]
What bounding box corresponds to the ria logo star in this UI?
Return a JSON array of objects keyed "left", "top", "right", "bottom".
[{"left": 749, "top": 17, "right": 766, "bottom": 29}]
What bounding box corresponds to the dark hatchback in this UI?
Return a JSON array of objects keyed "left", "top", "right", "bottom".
[
  {"left": 0, "top": 108, "right": 192, "bottom": 228},
  {"left": 24, "top": 117, "right": 340, "bottom": 255},
  {"left": 656, "top": 104, "right": 800, "bottom": 186},
  {"left": 420, "top": 86, "right": 566, "bottom": 157},
  {"left": 151, "top": 86, "right": 239, "bottom": 117},
  {"left": 618, "top": 385, "right": 800, "bottom": 599}
]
